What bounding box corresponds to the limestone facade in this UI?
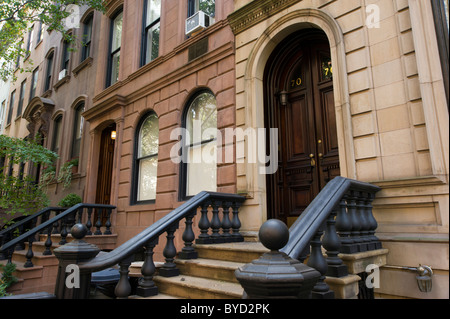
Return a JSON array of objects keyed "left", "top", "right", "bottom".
[
  {"left": 229, "top": 0, "right": 448, "bottom": 299},
  {"left": 1, "top": 0, "right": 448, "bottom": 299}
]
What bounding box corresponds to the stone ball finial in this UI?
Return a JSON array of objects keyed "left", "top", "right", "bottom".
[
  {"left": 71, "top": 223, "right": 88, "bottom": 240},
  {"left": 258, "top": 219, "right": 289, "bottom": 251}
]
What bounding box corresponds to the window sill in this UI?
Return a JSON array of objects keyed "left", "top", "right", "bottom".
[
  {"left": 73, "top": 57, "right": 93, "bottom": 77},
  {"left": 35, "top": 39, "right": 43, "bottom": 49},
  {"left": 42, "top": 89, "right": 52, "bottom": 98},
  {"left": 53, "top": 75, "right": 70, "bottom": 92}
]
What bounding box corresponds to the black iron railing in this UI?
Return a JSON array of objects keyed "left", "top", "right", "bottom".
[
  {"left": 54, "top": 191, "right": 245, "bottom": 299},
  {"left": 0, "top": 207, "right": 65, "bottom": 261},
  {"left": 0, "top": 204, "right": 116, "bottom": 267},
  {"left": 279, "top": 176, "right": 382, "bottom": 298}
]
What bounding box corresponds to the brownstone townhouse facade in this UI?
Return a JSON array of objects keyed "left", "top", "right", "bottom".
[{"left": 1, "top": 0, "right": 448, "bottom": 299}]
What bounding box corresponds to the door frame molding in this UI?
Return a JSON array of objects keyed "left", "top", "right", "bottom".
[{"left": 237, "top": 8, "right": 355, "bottom": 224}]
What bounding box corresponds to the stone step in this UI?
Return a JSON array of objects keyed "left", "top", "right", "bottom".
[
  {"left": 193, "top": 242, "right": 269, "bottom": 263},
  {"left": 12, "top": 250, "right": 59, "bottom": 267},
  {"left": 175, "top": 258, "right": 245, "bottom": 283},
  {"left": 153, "top": 275, "right": 243, "bottom": 299}
]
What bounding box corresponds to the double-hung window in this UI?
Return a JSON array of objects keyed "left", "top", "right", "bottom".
[
  {"left": 45, "top": 52, "right": 54, "bottom": 92},
  {"left": 107, "top": 10, "right": 123, "bottom": 87},
  {"left": 17, "top": 80, "right": 26, "bottom": 117},
  {"left": 61, "top": 39, "right": 70, "bottom": 72},
  {"left": 26, "top": 25, "right": 34, "bottom": 56},
  {"left": 7, "top": 91, "right": 15, "bottom": 125},
  {"left": 52, "top": 115, "right": 63, "bottom": 155},
  {"left": 30, "top": 68, "right": 39, "bottom": 99},
  {"left": 182, "top": 90, "right": 217, "bottom": 198},
  {"left": 141, "top": 0, "right": 161, "bottom": 66},
  {"left": 71, "top": 103, "right": 84, "bottom": 158},
  {"left": 133, "top": 112, "right": 159, "bottom": 203},
  {"left": 82, "top": 14, "right": 93, "bottom": 61},
  {"left": 188, "top": 0, "right": 215, "bottom": 18}
]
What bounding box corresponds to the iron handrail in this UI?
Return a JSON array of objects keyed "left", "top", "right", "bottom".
[
  {"left": 78, "top": 191, "right": 245, "bottom": 273},
  {"left": 0, "top": 207, "right": 65, "bottom": 237},
  {"left": 0, "top": 203, "right": 116, "bottom": 254},
  {"left": 281, "top": 176, "right": 381, "bottom": 260}
]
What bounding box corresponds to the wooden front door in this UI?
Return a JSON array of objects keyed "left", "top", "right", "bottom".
[
  {"left": 95, "top": 125, "right": 116, "bottom": 221},
  {"left": 265, "top": 30, "right": 340, "bottom": 226}
]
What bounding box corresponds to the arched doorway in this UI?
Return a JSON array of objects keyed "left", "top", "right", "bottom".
[{"left": 264, "top": 29, "right": 340, "bottom": 226}]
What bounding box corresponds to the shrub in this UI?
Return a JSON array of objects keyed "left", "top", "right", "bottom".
[{"left": 58, "top": 193, "right": 82, "bottom": 208}]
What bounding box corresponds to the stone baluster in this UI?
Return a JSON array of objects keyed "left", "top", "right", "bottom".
[
  {"left": 86, "top": 207, "right": 93, "bottom": 235},
  {"left": 179, "top": 211, "right": 198, "bottom": 259},
  {"left": 24, "top": 235, "right": 35, "bottom": 268},
  {"left": 365, "top": 192, "right": 382, "bottom": 250},
  {"left": 196, "top": 203, "right": 212, "bottom": 244},
  {"left": 231, "top": 201, "right": 244, "bottom": 242},
  {"left": 356, "top": 192, "right": 369, "bottom": 252},
  {"left": 43, "top": 226, "right": 53, "bottom": 256},
  {"left": 104, "top": 208, "right": 112, "bottom": 235},
  {"left": 94, "top": 208, "right": 103, "bottom": 235},
  {"left": 52, "top": 211, "right": 61, "bottom": 234},
  {"left": 345, "top": 191, "right": 361, "bottom": 253},
  {"left": 136, "top": 238, "right": 158, "bottom": 297},
  {"left": 210, "top": 200, "right": 223, "bottom": 243},
  {"left": 358, "top": 192, "right": 373, "bottom": 251},
  {"left": 221, "top": 202, "right": 233, "bottom": 243},
  {"left": 159, "top": 223, "right": 180, "bottom": 277},
  {"left": 336, "top": 196, "right": 353, "bottom": 253},
  {"left": 307, "top": 230, "right": 334, "bottom": 299},
  {"left": 59, "top": 216, "right": 69, "bottom": 245},
  {"left": 115, "top": 256, "right": 133, "bottom": 299},
  {"left": 322, "top": 207, "right": 348, "bottom": 278}
]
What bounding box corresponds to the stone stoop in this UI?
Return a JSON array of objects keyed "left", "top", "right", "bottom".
[
  {"left": 129, "top": 241, "right": 269, "bottom": 299},
  {"left": 128, "top": 243, "right": 389, "bottom": 300},
  {"left": 3, "top": 234, "right": 118, "bottom": 296}
]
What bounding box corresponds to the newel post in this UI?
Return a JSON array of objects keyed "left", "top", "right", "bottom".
[
  {"left": 53, "top": 224, "right": 100, "bottom": 299},
  {"left": 235, "top": 220, "right": 321, "bottom": 299}
]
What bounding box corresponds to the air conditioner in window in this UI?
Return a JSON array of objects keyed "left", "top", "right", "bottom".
[
  {"left": 186, "top": 11, "right": 211, "bottom": 36},
  {"left": 58, "top": 69, "right": 67, "bottom": 81}
]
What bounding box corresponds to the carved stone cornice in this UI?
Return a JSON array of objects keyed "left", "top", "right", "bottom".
[
  {"left": 23, "top": 96, "right": 56, "bottom": 138},
  {"left": 228, "top": 0, "right": 302, "bottom": 35},
  {"left": 82, "top": 94, "right": 127, "bottom": 122}
]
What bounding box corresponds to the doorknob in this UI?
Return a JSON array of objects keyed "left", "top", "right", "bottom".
[{"left": 309, "top": 154, "right": 316, "bottom": 167}]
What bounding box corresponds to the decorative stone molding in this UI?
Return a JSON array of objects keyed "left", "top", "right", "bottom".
[
  {"left": 72, "top": 57, "right": 93, "bottom": 77},
  {"left": 228, "top": 0, "right": 302, "bottom": 35},
  {"left": 22, "top": 96, "right": 56, "bottom": 138}
]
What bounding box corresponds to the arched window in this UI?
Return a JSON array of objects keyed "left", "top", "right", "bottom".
[
  {"left": 71, "top": 103, "right": 84, "bottom": 158},
  {"left": 133, "top": 112, "right": 159, "bottom": 203},
  {"left": 181, "top": 90, "right": 217, "bottom": 198}
]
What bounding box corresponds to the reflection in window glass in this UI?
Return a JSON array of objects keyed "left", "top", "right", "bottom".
[
  {"left": 185, "top": 91, "right": 217, "bottom": 196},
  {"left": 136, "top": 113, "right": 159, "bottom": 201},
  {"left": 71, "top": 103, "right": 85, "bottom": 158},
  {"left": 108, "top": 11, "right": 123, "bottom": 86},
  {"left": 142, "top": 0, "right": 161, "bottom": 65}
]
